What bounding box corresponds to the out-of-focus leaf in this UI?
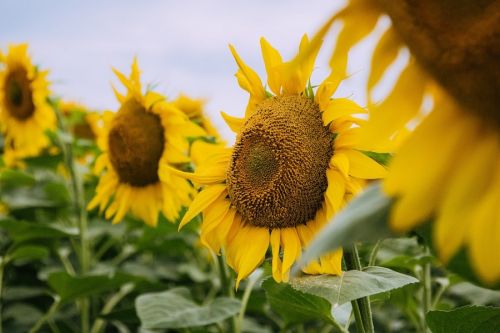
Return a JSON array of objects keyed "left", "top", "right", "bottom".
[
  {"left": 47, "top": 271, "right": 145, "bottom": 302},
  {"left": 3, "top": 303, "right": 43, "bottom": 325},
  {"left": 8, "top": 245, "right": 49, "bottom": 264},
  {"left": 296, "top": 183, "right": 393, "bottom": 272},
  {"left": 99, "top": 308, "right": 140, "bottom": 324},
  {"left": 2, "top": 286, "right": 47, "bottom": 301},
  {"left": 0, "top": 169, "right": 35, "bottom": 189},
  {"left": 136, "top": 287, "right": 241, "bottom": 329},
  {"left": 0, "top": 218, "right": 78, "bottom": 242},
  {"left": 448, "top": 282, "right": 500, "bottom": 306},
  {"left": 426, "top": 306, "right": 500, "bottom": 333}
]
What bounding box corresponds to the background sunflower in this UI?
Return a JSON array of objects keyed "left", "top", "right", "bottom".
[
  {"left": 0, "top": 44, "right": 56, "bottom": 166},
  {"left": 88, "top": 59, "right": 205, "bottom": 226}
]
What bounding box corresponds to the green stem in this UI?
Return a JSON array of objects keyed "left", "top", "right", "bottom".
[
  {"left": 28, "top": 296, "right": 61, "bottom": 333},
  {"left": 0, "top": 258, "right": 4, "bottom": 333},
  {"left": 345, "top": 245, "right": 374, "bottom": 333},
  {"left": 368, "top": 240, "right": 382, "bottom": 266},
  {"left": 216, "top": 255, "right": 236, "bottom": 333},
  {"left": 351, "top": 300, "right": 366, "bottom": 333},
  {"left": 421, "top": 247, "right": 432, "bottom": 332},
  {"left": 236, "top": 271, "right": 261, "bottom": 333},
  {"left": 55, "top": 106, "right": 91, "bottom": 333},
  {"left": 90, "top": 283, "right": 134, "bottom": 333}
]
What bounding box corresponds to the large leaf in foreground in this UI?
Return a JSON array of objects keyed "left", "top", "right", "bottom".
[
  {"left": 426, "top": 306, "right": 500, "bottom": 333},
  {"left": 263, "top": 278, "right": 335, "bottom": 326},
  {"left": 291, "top": 266, "right": 418, "bottom": 306},
  {"left": 297, "top": 183, "right": 393, "bottom": 270},
  {"left": 263, "top": 266, "right": 417, "bottom": 326},
  {"left": 136, "top": 287, "right": 241, "bottom": 329}
]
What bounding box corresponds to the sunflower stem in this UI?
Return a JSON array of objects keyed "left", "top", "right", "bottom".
[
  {"left": 421, "top": 246, "right": 432, "bottom": 332},
  {"left": 27, "top": 296, "right": 61, "bottom": 333},
  {"left": 345, "top": 244, "right": 374, "bottom": 333},
  {"left": 55, "top": 105, "right": 91, "bottom": 333},
  {"left": 350, "top": 299, "right": 366, "bottom": 333},
  {"left": 216, "top": 254, "right": 237, "bottom": 333},
  {"left": 236, "top": 271, "right": 262, "bottom": 333},
  {"left": 0, "top": 258, "right": 5, "bottom": 333}
]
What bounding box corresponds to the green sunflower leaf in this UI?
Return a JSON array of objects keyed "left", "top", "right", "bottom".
[
  {"left": 47, "top": 272, "right": 145, "bottom": 303},
  {"left": 262, "top": 277, "right": 336, "bottom": 326},
  {"left": 0, "top": 218, "right": 78, "bottom": 242},
  {"left": 296, "top": 183, "right": 393, "bottom": 272},
  {"left": 136, "top": 287, "right": 241, "bottom": 329},
  {"left": 263, "top": 266, "right": 417, "bottom": 326},
  {"left": 426, "top": 306, "right": 500, "bottom": 333}
]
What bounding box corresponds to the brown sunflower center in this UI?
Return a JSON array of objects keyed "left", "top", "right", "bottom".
[
  {"left": 227, "top": 95, "right": 334, "bottom": 229},
  {"left": 108, "top": 99, "right": 164, "bottom": 187},
  {"left": 4, "top": 67, "right": 35, "bottom": 120}
]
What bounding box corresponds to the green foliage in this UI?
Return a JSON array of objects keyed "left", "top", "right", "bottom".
[
  {"left": 136, "top": 287, "right": 241, "bottom": 329},
  {"left": 297, "top": 183, "right": 393, "bottom": 272},
  {"left": 426, "top": 306, "right": 500, "bottom": 333},
  {"left": 263, "top": 267, "right": 417, "bottom": 327}
]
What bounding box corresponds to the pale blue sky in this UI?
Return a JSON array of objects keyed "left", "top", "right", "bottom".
[{"left": 0, "top": 0, "right": 402, "bottom": 140}]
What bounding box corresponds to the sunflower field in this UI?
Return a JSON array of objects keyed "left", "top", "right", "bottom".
[{"left": 0, "top": 1, "right": 499, "bottom": 332}]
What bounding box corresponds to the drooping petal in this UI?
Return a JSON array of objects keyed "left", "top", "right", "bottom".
[
  {"left": 178, "top": 184, "right": 227, "bottom": 229},
  {"left": 227, "top": 225, "right": 270, "bottom": 289}
]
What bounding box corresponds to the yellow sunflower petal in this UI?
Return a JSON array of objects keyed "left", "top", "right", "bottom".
[
  {"left": 281, "top": 228, "right": 302, "bottom": 282},
  {"left": 260, "top": 37, "right": 283, "bottom": 95},
  {"left": 227, "top": 225, "right": 269, "bottom": 289},
  {"left": 229, "top": 44, "right": 266, "bottom": 101},
  {"left": 179, "top": 184, "right": 227, "bottom": 230},
  {"left": 343, "top": 149, "right": 387, "bottom": 179},
  {"left": 434, "top": 134, "right": 498, "bottom": 263},
  {"left": 468, "top": 182, "right": 500, "bottom": 284},
  {"left": 221, "top": 111, "right": 245, "bottom": 134},
  {"left": 367, "top": 28, "right": 401, "bottom": 99},
  {"left": 270, "top": 229, "right": 283, "bottom": 283}
]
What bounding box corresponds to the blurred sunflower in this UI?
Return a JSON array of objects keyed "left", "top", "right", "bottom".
[
  {"left": 60, "top": 101, "right": 100, "bottom": 141},
  {"left": 314, "top": 0, "right": 500, "bottom": 283},
  {"left": 173, "top": 36, "right": 388, "bottom": 286},
  {"left": 0, "top": 44, "right": 56, "bottom": 166},
  {"left": 87, "top": 59, "right": 204, "bottom": 227},
  {"left": 173, "top": 94, "right": 221, "bottom": 140}
]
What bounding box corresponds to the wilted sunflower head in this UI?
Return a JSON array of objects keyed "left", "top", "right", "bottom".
[
  {"left": 88, "top": 58, "right": 205, "bottom": 227},
  {"left": 0, "top": 44, "right": 56, "bottom": 165},
  {"left": 175, "top": 35, "right": 388, "bottom": 286}
]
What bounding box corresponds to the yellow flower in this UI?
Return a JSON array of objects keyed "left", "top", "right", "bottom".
[
  {"left": 87, "top": 59, "right": 205, "bottom": 227},
  {"left": 174, "top": 36, "right": 388, "bottom": 287},
  {"left": 173, "top": 94, "right": 221, "bottom": 140},
  {"left": 313, "top": 0, "right": 500, "bottom": 283},
  {"left": 60, "top": 101, "right": 100, "bottom": 141},
  {"left": 0, "top": 44, "right": 56, "bottom": 166}
]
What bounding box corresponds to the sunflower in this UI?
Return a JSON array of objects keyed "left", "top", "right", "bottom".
[
  {"left": 60, "top": 101, "right": 100, "bottom": 141},
  {"left": 87, "top": 59, "right": 205, "bottom": 227},
  {"left": 173, "top": 94, "right": 221, "bottom": 140},
  {"left": 0, "top": 44, "right": 56, "bottom": 166},
  {"left": 312, "top": 0, "right": 500, "bottom": 283},
  {"left": 173, "top": 36, "right": 388, "bottom": 286}
]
